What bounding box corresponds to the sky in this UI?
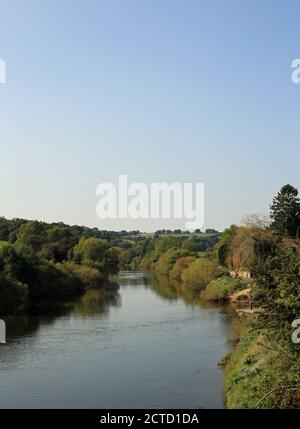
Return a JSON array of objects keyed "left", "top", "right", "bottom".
[{"left": 0, "top": 0, "right": 299, "bottom": 231}]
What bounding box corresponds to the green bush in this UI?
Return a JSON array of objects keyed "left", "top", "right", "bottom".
[
  {"left": 0, "top": 273, "right": 28, "bottom": 315},
  {"left": 201, "top": 276, "right": 243, "bottom": 302},
  {"left": 169, "top": 256, "right": 196, "bottom": 281},
  {"left": 152, "top": 237, "right": 180, "bottom": 262},
  {"left": 28, "top": 260, "right": 85, "bottom": 300},
  {"left": 253, "top": 242, "right": 300, "bottom": 327},
  {"left": 182, "top": 258, "right": 216, "bottom": 290},
  {"left": 60, "top": 262, "right": 104, "bottom": 288},
  {"left": 0, "top": 244, "right": 28, "bottom": 280},
  {"left": 139, "top": 256, "right": 154, "bottom": 271},
  {"left": 155, "top": 248, "right": 191, "bottom": 275},
  {"left": 73, "top": 238, "right": 119, "bottom": 276}
]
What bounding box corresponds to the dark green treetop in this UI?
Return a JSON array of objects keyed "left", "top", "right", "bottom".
[{"left": 270, "top": 184, "right": 300, "bottom": 238}]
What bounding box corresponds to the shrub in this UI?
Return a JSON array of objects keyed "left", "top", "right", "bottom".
[
  {"left": 0, "top": 245, "right": 27, "bottom": 280},
  {"left": 253, "top": 241, "right": 300, "bottom": 328},
  {"left": 182, "top": 258, "right": 216, "bottom": 290},
  {"left": 169, "top": 256, "right": 196, "bottom": 281},
  {"left": 28, "top": 260, "right": 85, "bottom": 300},
  {"left": 61, "top": 262, "right": 104, "bottom": 288},
  {"left": 73, "top": 238, "right": 119, "bottom": 276},
  {"left": 0, "top": 273, "right": 28, "bottom": 315},
  {"left": 182, "top": 239, "right": 198, "bottom": 252},
  {"left": 139, "top": 256, "right": 154, "bottom": 271},
  {"left": 201, "top": 276, "right": 243, "bottom": 302},
  {"left": 155, "top": 248, "right": 191, "bottom": 275},
  {"left": 152, "top": 237, "right": 180, "bottom": 261},
  {"left": 14, "top": 221, "right": 46, "bottom": 253}
]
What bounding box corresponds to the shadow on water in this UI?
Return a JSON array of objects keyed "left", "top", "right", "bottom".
[{"left": 2, "top": 285, "right": 121, "bottom": 346}]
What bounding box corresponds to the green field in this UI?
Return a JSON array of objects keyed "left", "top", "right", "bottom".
[
  {"left": 126, "top": 232, "right": 220, "bottom": 239},
  {"left": 163, "top": 232, "right": 219, "bottom": 238}
]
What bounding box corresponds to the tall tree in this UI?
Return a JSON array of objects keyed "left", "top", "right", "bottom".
[{"left": 270, "top": 184, "right": 300, "bottom": 238}]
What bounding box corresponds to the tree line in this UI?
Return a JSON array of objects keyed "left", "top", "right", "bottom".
[{"left": 0, "top": 220, "right": 120, "bottom": 315}]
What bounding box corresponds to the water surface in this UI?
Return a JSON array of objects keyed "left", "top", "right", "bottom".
[{"left": 0, "top": 271, "right": 231, "bottom": 408}]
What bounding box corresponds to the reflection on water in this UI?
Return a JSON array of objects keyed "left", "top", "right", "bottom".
[
  {"left": 4, "top": 287, "right": 121, "bottom": 343},
  {"left": 71, "top": 287, "right": 121, "bottom": 317},
  {"left": 0, "top": 272, "right": 231, "bottom": 409},
  {"left": 150, "top": 272, "right": 227, "bottom": 310},
  {"left": 119, "top": 271, "right": 152, "bottom": 287}
]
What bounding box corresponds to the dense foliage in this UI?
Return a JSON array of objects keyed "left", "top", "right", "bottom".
[
  {"left": 181, "top": 258, "right": 217, "bottom": 290},
  {"left": 200, "top": 276, "right": 244, "bottom": 302},
  {"left": 169, "top": 256, "right": 196, "bottom": 281},
  {"left": 222, "top": 184, "right": 300, "bottom": 408},
  {"left": 0, "top": 273, "right": 27, "bottom": 315},
  {"left": 270, "top": 184, "right": 300, "bottom": 238},
  {"left": 0, "top": 219, "right": 120, "bottom": 314}
]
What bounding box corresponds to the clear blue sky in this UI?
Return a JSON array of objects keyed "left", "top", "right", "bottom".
[{"left": 0, "top": 0, "right": 299, "bottom": 231}]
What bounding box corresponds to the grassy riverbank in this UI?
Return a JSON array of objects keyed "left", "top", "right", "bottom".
[{"left": 224, "top": 325, "right": 300, "bottom": 408}]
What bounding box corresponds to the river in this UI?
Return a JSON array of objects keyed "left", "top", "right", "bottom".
[{"left": 0, "top": 271, "right": 232, "bottom": 409}]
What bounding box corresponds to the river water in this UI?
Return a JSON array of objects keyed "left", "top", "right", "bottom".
[{"left": 0, "top": 271, "right": 231, "bottom": 408}]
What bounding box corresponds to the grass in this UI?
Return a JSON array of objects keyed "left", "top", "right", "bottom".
[
  {"left": 0, "top": 240, "right": 8, "bottom": 248},
  {"left": 224, "top": 327, "right": 300, "bottom": 408}
]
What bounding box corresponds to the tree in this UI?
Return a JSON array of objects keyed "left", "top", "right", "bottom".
[
  {"left": 152, "top": 236, "right": 179, "bottom": 262},
  {"left": 241, "top": 214, "right": 270, "bottom": 229},
  {"left": 39, "top": 226, "right": 78, "bottom": 262},
  {"left": 28, "top": 260, "right": 85, "bottom": 300},
  {"left": 225, "top": 227, "right": 259, "bottom": 272},
  {"left": 253, "top": 239, "right": 300, "bottom": 330},
  {"left": 205, "top": 228, "right": 219, "bottom": 234},
  {"left": 169, "top": 256, "right": 196, "bottom": 281},
  {"left": 270, "top": 184, "right": 300, "bottom": 238},
  {"left": 15, "top": 221, "right": 46, "bottom": 253},
  {"left": 0, "top": 273, "right": 28, "bottom": 315},
  {"left": 0, "top": 244, "right": 35, "bottom": 282},
  {"left": 182, "top": 238, "right": 198, "bottom": 252},
  {"left": 155, "top": 248, "right": 192, "bottom": 275},
  {"left": 215, "top": 225, "right": 238, "bottom": 266},
  {"left": 182, "top": 258, "right": 217, "bottom": 290},
  {"left": 73, "top": 238, "right": 119, "bottom": 276},
  {"left": 73, "top": 238, "right": 109, "bottom": 264},
  {"left": 0, "top": 217, "right": 9, "bottom": 241}
]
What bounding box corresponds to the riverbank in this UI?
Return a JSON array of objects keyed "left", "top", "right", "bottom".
[{"left": 223, "top": 322, "right": 300, "bottom": 408}]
